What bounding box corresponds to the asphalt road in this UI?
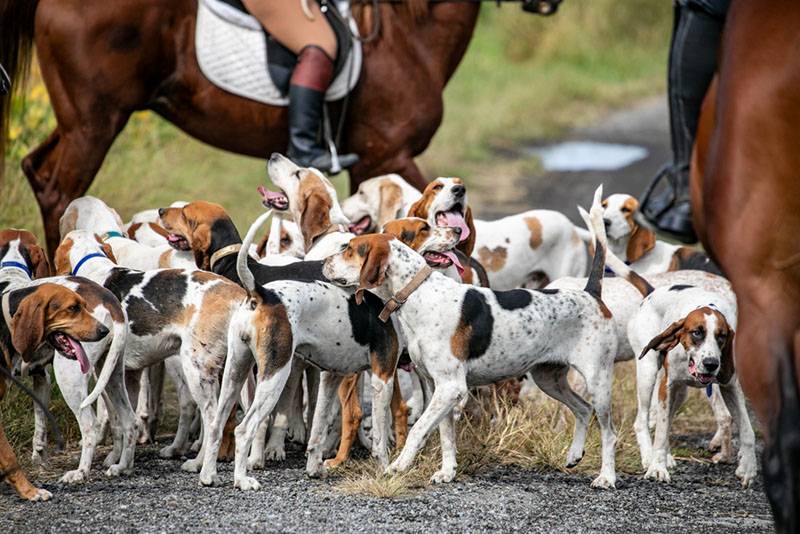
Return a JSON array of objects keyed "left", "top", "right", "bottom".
[{"left": 0, "top": 98, "right": 775, "bottom": 532}]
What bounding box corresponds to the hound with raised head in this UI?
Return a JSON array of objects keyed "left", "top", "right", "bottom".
[
  {"left": 341, "top": 174, "right": 422, "bottom": 235},
  {"left": 323, "top": 187, "right": 621, "bottom": 488},
  {"left": 1, "top": 229, "right": 136, "bottom": 484},
  {"left": 54, "top": 229, "right": 250, "bottom": 474},
  {"left": 1, "top": 281, "right": 110, "bottom": 500},
  {"left": 601, "top": 193, "right": 720, "bottom": 275}
]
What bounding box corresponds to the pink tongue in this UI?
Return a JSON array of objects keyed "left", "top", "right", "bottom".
[
  {"left": 67, "top": 336, "right": 90, "bottom": 374},
  {"left": 442, "top": 212, "right": 470, "bottom": 243},
  {"left": 167, "top": 234, "right": 183, "bottom": 243},
  {"left": 349, "top": 216, "right": 371, "bottom": 235},
  {"left": 442, "top": 251, "right": 464, "bottom": 275},
  {"left": 257, "top": 186, "right": 287, "bottom": 203}
]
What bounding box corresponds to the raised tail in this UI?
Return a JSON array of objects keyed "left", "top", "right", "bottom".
[
  {"left": 1, "top": 0, "right": 39, "bottom": 176},
  {"left": 80, "top": 316, "right": 127, "bottom": 409},
  {"left": 238, "top": 209, "right": 273, "bottom": 294},
  {"left": 579, "top": 185, "right": 607, "bottom": 300},
  {"left": 578, "top": 194, "right": 654, "bottom": 299}
]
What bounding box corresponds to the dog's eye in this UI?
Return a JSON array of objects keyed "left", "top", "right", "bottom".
[
  {"left": 691, "top": 328, "right": 705, "bottom": 340},
  {"left": 294, "top": 170, "right": 301, "bottom": 180},
  {"left": 433, "top": 184, "right": 443, "bottom": 191},
  {"left": 716, "top": 332, "right": 727, "bottom": 343},
  {"left": 69, "top": 303, "right": 81, "bottom": 314},
  {"left": 621, "top": 207, "right": 631, "bottom": 214}
]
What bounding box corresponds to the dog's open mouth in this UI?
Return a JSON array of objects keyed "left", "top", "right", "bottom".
[
  {"left": 166, "top": 233, "right": 190, "bottom": 251},
  {"left": 258, "top": 185, "right": 289, "bottom": 211},
  {"left": 435, "top": 205, "right": 470, "bottom": 243},
  {"left": 49, "top": 332, "right": 90, "bottom": 374},
  {"left": 688, "top": 358, "right": 716, "bottom": 385},
  {"left": 348, "top": 215, "right": 372, "bottom": 235},
  {"left": 423, "top": 250, "right": 464, "bottom": 275}
]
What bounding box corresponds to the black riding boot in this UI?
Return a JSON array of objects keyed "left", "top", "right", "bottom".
[
  {"left": 640, "top": 3, "right": 726, "bottom": 243},
  {"left": 0, "top": 63, "right": 10, "bottom": 95},
  {"left": 286, "top": 46, "right": 358, "bottom": 173}
]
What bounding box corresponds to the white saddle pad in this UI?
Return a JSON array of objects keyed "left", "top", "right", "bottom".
[{"left": 196, "top": 0, "right": 362, "bottom": 107}]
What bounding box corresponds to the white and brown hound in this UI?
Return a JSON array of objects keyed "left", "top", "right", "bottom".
[
  {"left": 601, "top": 193, "right": 720, "bottom": 275},
  {"left": 323, "top": 186, "right": 621, "bottom": 488},
  {"left": 1, "top": 229, "right": 136, "bottom": 484},
  {"left": 54, "top": 229, "right": 249, "bottom": 475},
  {"left": 341, "top": 174, "right": 422, "bottom": 235}
]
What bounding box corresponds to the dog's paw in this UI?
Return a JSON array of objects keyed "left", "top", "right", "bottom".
[
  {"left": 590, "top": 473, "right": 616, "bottom": 490},
  {"left": 264, "top": 445, "right": 286, "bottom": 462},
  {"left": 565, "top": 449, "right": 585, "bottom": 468},
  {"left": 181, "top": 458, "right": 202, "bottom": 473},
  {"left": 430, "top": 468, "right": 456, "bottom": 484},
  {"left": 708, "top": 431, "right": 723, "bottom": 452},
  {"left": 287, "top": 422, "right": 306, "bottom": 444},
  {"left": 712, "top": 449, "right": 734, "bottom": 464},
  {"left": 59, "top": 469, "right": 87, "bottom": 484},
  {"left": 199, "top": 471, "right": 220, "bottom": 487},
  {"left": 190, "top": 439, "right": 201, "bottom": 453},
  {"left": 159, "top": 445, "right": 180, "bottom": 459},
  {"left": 30, "top": 448, "right": 48, "bottom": 466},
  {"left": 736, "top": 455, "right": 758, "bottom": 488},
  {"left": 103, "top": 451, "right": 122, "bottom": 468},
  {"left": 305, "top": 461, "right": 328, "bottom": 479},
  {"left": 247, "top": 454, "right": 265, "bottom": 471},
  {"left": 644, "top": 463, "right": 671, "bottom": 483},
  {"left": 105, "top": 464, "right": 131, "bottom": 478},
  {"left": 234, "top": 475, "right": 261, "bottom": 492},
  {"left": 25, "top": 488, "right": 53, "bottom": 502},
  {"left": 666, "top": 454, "right": 676, "bottom": 469}
]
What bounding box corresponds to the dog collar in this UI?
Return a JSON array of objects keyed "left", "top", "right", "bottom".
[
  {"left": 100, "top": 230, "right": 126, "bottom": 241},
  {"left": 378, "top": 265, "right": 433, "bottom": 323},
  {"left": 706, "top": 383, "right": 713, "bottom": 398},
  {"left": 210, "top": 244, "right": 244, "bottom": 270},
  {"left": 0, "top": 261, "right": 32, "bottom": 279},
  {"left": 71, "top": 252, "right": 107, "bottom": 277}
]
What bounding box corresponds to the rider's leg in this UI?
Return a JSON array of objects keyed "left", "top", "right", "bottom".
[
  {"left": 243, "top": 0, "right": 358, "bottom": 172},
  {"left": 640, "top": 2, "right": 726, "bottom": 243}
]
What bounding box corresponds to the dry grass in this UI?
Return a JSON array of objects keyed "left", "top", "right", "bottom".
[{"left": 335, "top": 362, "right": 717, "bottom": 498}]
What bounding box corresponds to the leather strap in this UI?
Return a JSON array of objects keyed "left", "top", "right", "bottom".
[
  {"left": 210, "top": 244, "right": 246, "bottom": 270},
  {"left": 378, "top": 265, "right": 433, "bottom": 323}
]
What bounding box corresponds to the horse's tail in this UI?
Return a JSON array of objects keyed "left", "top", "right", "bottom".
[{"left": 0, "top": 0, "right": 39, "bottom": 176}]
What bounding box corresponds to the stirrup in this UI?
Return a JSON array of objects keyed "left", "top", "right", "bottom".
[{"left": 640, "top": 164, "right": 678, "bottom": 220}]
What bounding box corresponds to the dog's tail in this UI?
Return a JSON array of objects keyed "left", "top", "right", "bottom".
[
  {"left": 80, "top": 312, "right": 127, "bottom": 409},
  {"left": 578, "top": 197, "right": 654, "bottom": 299},
  {"left": 237, "top": 209, "right": 273, "bottom": 294},
  {"left": 578, "top": 185, "right": 608, "bottom": 300}
]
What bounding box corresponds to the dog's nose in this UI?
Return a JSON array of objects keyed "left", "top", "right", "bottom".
[
  {"left": 603, "top": 218, "right": 611, "bottom": 229},
  {"left": 96, "top": 324, "right": 110, "bottom": 339},
  {"left": 452, "top": 185, "right": 466, "bottom": 197},
  {"left": 158, "top": 208, "right": 166, "bottom": 217},
  {"left": 702, "top": 357, "right": 719, "bottom": 372}
]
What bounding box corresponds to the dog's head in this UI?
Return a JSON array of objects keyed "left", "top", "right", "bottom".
[
  {"left": 159, "top": 201, "right": 235, "bottom": 269},
  {"left": 5, "top": 283, "right": 108, "bottom": 371},
  {"left": 342, "top": 174, "right": 420, "bottom": 235},
  {"left": 641, "top": 306, "right": 735, "bottom": 385},
  {"left": 408, "top": 177, "right": 475, "bottom": 256},
  {"left": 0, "top": 229, "right": 51, "bottom": 279},
  {"left": 323, "top": 233, "right": 396, "bottom": 304},
  {"left": 262, "top": 154, "right": 349, "bottom": 251},
  {"left": 53, "top": 231, "right": 117, "bottom": 276},
  {"left": 601, "top": 194, "right": 655, "bottom": 263},
  {"left": 59, "top": 196, "right": 125, "bottom": 239},
  {"left": 255, "top": 219, "right": 306, "bottom": 259},
  {"left": 382, "top": 217, "right": 462, "bottom": 274}
]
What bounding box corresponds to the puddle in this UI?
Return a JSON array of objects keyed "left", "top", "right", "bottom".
[{"left": 528, "top": 141, "right": 648, "bottom": 172}]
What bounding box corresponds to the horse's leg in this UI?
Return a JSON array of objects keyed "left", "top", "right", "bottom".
[{"left": 22, "top": 111, "right": 129, "bottom": 254}]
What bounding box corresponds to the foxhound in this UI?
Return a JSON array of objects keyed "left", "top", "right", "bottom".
[
  {"left": 1, "top": 229, "right": 136, "bottom": 484},
  {"left": 323, "top": 187, "right": 621, "bottom": 488},
  {"left": 601, "top": 193, "right": 720, "bottom": 275},
  {"left": 1, "top": 279, "right": 109, "bottom": 500},
  {"left": 341, "top": 174, "right": 423, "bottom": 235}
]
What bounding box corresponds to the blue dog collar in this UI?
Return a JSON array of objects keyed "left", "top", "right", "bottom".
[
  {"left": 71, "top": 252, "right": 107, "bottom": 277},
  {"left": 706, "top": 383, "right": 713, "bottom": 398},
  {"left": 100, "top": 231, "right": 126, "bottom": 241},
  {"left": 0, "top": 261, "right": 32, "bottom": 278}
]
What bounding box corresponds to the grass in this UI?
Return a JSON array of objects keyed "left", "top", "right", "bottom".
[
  {"left": 335, "top": 362, "right": 718, "bottom": 498},
  {"left": 2, "top": 1, "right": 673, "bottom": 460}
]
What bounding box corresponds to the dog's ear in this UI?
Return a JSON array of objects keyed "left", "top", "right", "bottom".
[
  {"left": 717, "top": 328, "right": 736, "bottom": 385},
  {"left": 640, "top": 319, "right": 685, "bottom": 360},
  {"left": 356, "top": 241, "right": 390, "bottom": 305},
  {"left": 53, "top": 238, "right": 73, "bottom": 276},
  {"left": 378, "top": 181, "right": 404, "bottom": 228},
  {"left": 626, "top": 224, "right": 656, "bottom": 263},
  {"left": 28, "top": 243, "right": 52, "bottom": 279},
  {"left": 458, "top": 206, "right": 477, "bottom": 258},
  {"left": 10, "top": 290, "right": 47, "bottom": 358},
  {"left": 407, "top": 182, "right": 434, "bottom": 220},
  {"left": 300, "top": 191, "right": 332, "bottom": 251},
  {"left": 94, "top": 235, "right": 118, "bottom": 265}
]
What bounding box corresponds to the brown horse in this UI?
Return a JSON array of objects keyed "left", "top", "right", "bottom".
[
  {"left": 1, "top": 0, "right": 495, "bottom": 254},
  {"left": 691, "top": 0, "right": 800, "bottom": 530}
]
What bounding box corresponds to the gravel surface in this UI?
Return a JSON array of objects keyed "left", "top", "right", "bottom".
[{"left": 0, "top": 438, "right": 773, "bottom": 533}]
